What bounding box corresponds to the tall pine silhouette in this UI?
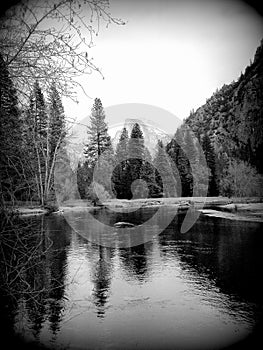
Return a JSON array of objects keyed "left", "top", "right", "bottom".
[
  {"left": 79, "top": 98, "right": 113, "bottom": 197},
  {"left": 84, "top": 98, "right": 112, "bottom": 168}
]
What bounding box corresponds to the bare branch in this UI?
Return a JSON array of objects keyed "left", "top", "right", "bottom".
[{"left": 0, "top": 0, "right": 125, "bottom": 104}]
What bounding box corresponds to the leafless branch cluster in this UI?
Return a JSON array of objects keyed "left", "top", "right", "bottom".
[{"left": 0, "top": 0, "right": 125, "bottom": 104}]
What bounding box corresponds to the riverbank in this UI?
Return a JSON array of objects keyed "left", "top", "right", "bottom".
[
  {"left": 199, "top": 203, "right": 263, "bottom": 223},
  {"left": 59, "top": 196, "right": 263, "bottom": 223},
  {"left": 11, "top": 197, "right": 263, "bottom": 222}
]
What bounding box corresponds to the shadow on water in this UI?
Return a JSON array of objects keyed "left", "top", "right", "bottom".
[{"left": 1, "top": 208, "right": 263, "bottom": 349}]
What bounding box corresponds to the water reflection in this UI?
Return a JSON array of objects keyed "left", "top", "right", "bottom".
[
  {"left": 1, "top": 209, "right": 262, "bottom": 349},
  {"left": 91, "top": 245, "right": 114, "bottom": 318},
  {"left": 119, "top": 242, "right": 152, "bottom": 283}
]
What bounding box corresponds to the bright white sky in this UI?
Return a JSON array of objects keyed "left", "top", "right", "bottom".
[{"left": 63, "top": 0, "right": 263, "bottom": 131}]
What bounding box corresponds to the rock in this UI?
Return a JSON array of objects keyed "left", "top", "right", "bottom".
[
  {"left": 114, "top": 222, "right": 135, "bottom": 228},
  {"left": 214, "top": 203, "right": 237, "bottom": 213},
  {"left": 52, "top": 209, "right": 64, "bottom": 215}
]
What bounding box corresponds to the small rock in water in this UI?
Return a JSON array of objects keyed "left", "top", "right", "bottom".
[{"left": 114, "top": 221, "right": 135, "bottom": 228}]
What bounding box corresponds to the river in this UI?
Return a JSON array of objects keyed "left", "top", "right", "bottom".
[{"left": 1, "top": 207, "right": 262, "bottom": 349}]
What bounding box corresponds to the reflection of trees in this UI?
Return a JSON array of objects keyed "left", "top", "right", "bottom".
[
  {"left": 46, "top": 215, "right": 71, "bottom": 336},
  {"left": 0, "top": 213, "right": 71, "bottom": 345},
  {"left": 89, "top": 207, "right": 156, "bottom": 284},
  {"left": 89, "top": 244, "right": 115, "bottom": 319},
  {"left": 24, "top": 216, "right": 48, "bottom": 339},
  {"left": 159, "top": 213, "right": 263, "bottom": 305},
  {"left": 119, "top": 240, "right": 153, "bottom": 283},
  {"left": 0, "top": 214, "right": 50, "bottom": 342}
]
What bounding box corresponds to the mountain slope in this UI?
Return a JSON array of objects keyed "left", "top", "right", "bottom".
[{"left": 185, "top": 39, "right": 263, "bottom": 172}]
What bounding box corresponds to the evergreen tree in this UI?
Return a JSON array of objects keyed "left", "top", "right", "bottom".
[
  {"left": 176, "top": 128, "right": 192, "bottom": 196},
  {"left": 81, "top": 98, "right": 113, "bottom": 197},
  {"left": 23, "top": 83, "right": 47, "bottom": 204},
  {"left": 112, "top": 127, "right": 129, "bottom": 199},
  {"left": 141, "top": 147, "right": 157, "bottom": 198},
  {"left": 154, "top": 140, "right": 177, "bottom": 197},
  {"left": 0, "top": 53, "right": 22, "bottom": 204},
  {"left": 202, "top": 133, "right": 218, "bottom": 196},
  {"left": 126, "top": 123, "right": 145, "bottom": 199},
  {"left": 77, "top": 161, "right": 93, "bottom": 199},
  {"left": 184, "top": 128, "right": 197, "bottom": 165},
  {"left": 24, "top": 82, "right": 66, "bottom": 205},
  {"left": 48, "top": 83, "right": 66, "bottom": 157},
  {"left": 115, "top": 127, "right": 129, "bottom": 163},
  {"left": 84, "top": 98, "right": 112, "bottom": 168},
  {"left": 166, "top": 128, "right": 192, "bottom": 197},
  {"left": 29, "top": 81, "right": 48, "bottom": 138},
  {"left": 45, "top": 83, "right": 67, "bottom": 200},
  {"left": 54, "top": 142, "right": 78, "bottom": 203}
]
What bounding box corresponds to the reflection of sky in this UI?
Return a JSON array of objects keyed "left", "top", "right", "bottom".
[{"left": 63, "top": 0, "right": 263, "bottom": 123}]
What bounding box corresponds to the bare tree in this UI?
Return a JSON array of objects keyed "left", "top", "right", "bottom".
[{"left": 0, "top": 0, "right": 124, "bottom": 104}]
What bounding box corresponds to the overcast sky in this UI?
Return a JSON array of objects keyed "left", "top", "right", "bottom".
[{"left": 64, "top": 0, "right": 263, "bottom": 130}]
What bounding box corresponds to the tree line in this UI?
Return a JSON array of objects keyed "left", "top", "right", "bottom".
[
  {"left": 1, "top": 50, "right": 262, "bottom": 209},
  {"left": 77, "top": 98, "right": 219, "bottom": 201}
]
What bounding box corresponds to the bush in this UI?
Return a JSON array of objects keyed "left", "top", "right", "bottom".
[
  {"left": 219, "top": 159, "right": 263, "bottom": 197},
  {"left": 87, "top": 182, "right": 111, "bottom": 205}
]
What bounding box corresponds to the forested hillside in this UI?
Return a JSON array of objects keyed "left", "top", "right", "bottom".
[
  {"left": 186, "top": 39, "right": 263, "bottom": 173},
  {"left": 183, "top": 39, "right": 263, "bottom": 197}
]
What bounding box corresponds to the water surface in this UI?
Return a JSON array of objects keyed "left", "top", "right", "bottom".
[{"left": 1, "top": 208, "right": 262, "bottom": 349}]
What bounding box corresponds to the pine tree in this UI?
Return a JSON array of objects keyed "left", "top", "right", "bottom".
[
  {"left": 141, "top": 147, "right": 156, "bottom": 198},
  {"left": 82, "top": 98, "right": 113, "bottom": 196},
  {"left": 166, "top": 128, "right": 192, "bottom": 197},
  {"left": 48, "top": 83, "right": 66, "bottom": 157},
  {"left": 45, "top": 83, "right": 67, "bottom": 200},
  {"left": 153, "top": 140, "right": 177, "bottom": 197},
  {"left": 202, "top": 133, "right": 218, "bottom": 196},
  {"left": 0, "top": 53, "right": 22, "bottom": 204},
  {"left": 112, "top": 127, "right": 129, "bottom": 198},
  {"left": 126, "top": 123, "right": 145, "bottom": 199},
  {"left": 115, "top": 127, "right": 129, "bottom": 163},
  {"left": 84, "top": 98, "right": 112, "bottom": 168},
  {"left": 25, "top": 82, "right": 48, "bottom": 205},
  {"left": 24, "top": 82, "right": 66, "bottom": 205},
  {"left": 184, "top": 128, "right": 197, "bottom": 165},
  {"left": 29, "top": 81, "right": 48, "bottom": 138},
  {"left": 77, "top": 161, "right": 93, "bottom": 199}
]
